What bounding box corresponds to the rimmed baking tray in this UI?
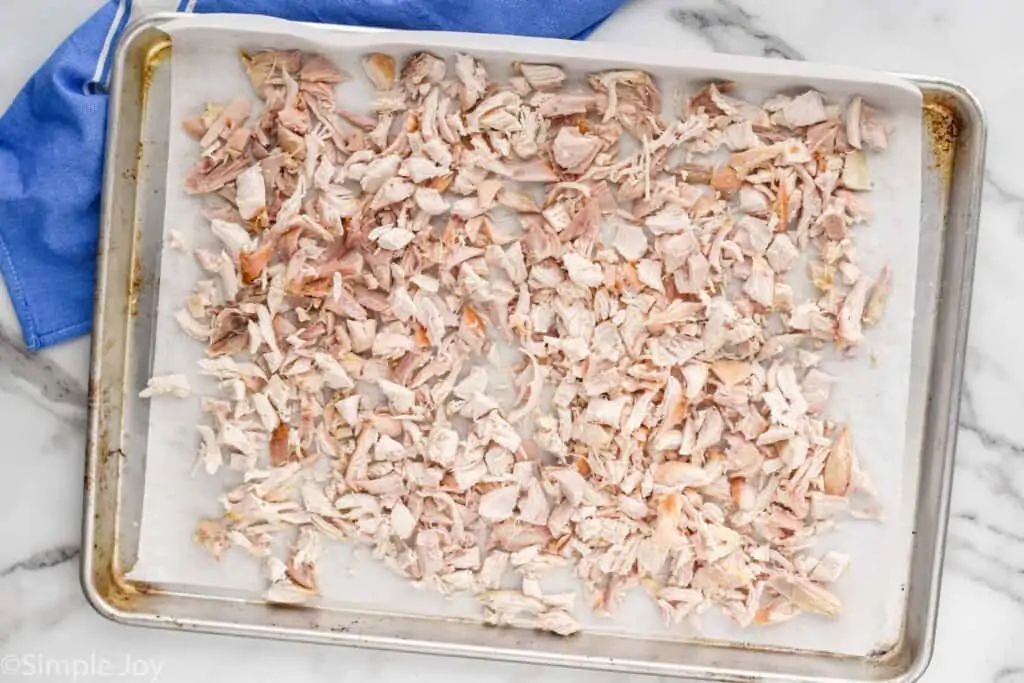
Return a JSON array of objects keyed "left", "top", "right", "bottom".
[{"left": 83, "top": 13, "right": 985, "bottom": 682}]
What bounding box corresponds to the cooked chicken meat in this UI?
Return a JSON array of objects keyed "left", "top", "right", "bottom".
[{"left": 177, "top": 49, "right": 894, "bottom": 636}]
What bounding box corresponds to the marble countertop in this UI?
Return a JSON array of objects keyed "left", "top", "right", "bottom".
[{"left": 1, "top": 1, "right": 1021, "bottom": 681}]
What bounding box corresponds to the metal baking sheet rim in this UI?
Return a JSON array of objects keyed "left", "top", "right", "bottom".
[{"left": 82, "top": 13, "right": 987, "bottom": 683}]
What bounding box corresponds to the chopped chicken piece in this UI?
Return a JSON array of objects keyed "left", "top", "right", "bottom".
[
  {"left": 479, "top": 486, "right": 520, "bottom": 522},
  {"left": 562, "top": 252, "right": 603, "bottom": 287},
  {"left": 842, "top": 150, "right": 872, "bottom": 191},
  {"left": 210, "top": 219, "right": 253, "bottom": 258},
  {"left": 454, "top": 53, "right": 487, "bottom": 110},
  {"left": 534, "top": 609, "right": 581, "bottom": 636},
  {"left": 552, "top": 127, "right": 602, "bottom": 173},
  {"left": 859, "top": 103, "right": 891, "bottom": 151},
  {"left": 613, "top": 222, "right": 648, "bottom": 261},
  {"left": 654, "top": 461, "right": 712, "bottom": 488},
  {"left": 863, "top": 265, "right": 892, "bottom": 327},
  {"left": 235, "top": 163, "right": 265, "bottom": 220},
  {"left": 838, "top": 276, "right": 871, "bottom": 345},
  {"left": 846, "top": 96, "right": 864, "bottom": 150},
  {"left": 517, "top": 62, "right": 567, "bottom": 91},
  {"left": 584, "top": 397, "right": 627, "bottom": 427},
  {"left": 743, "top": 256, "right": 775, "bottom": 307},
  {"left": 777, "top": 90, "right": 827, "bottom": 128},
  {"left": 140, "top": 374, "right": 192, "bottom": 398},
  {"left": 824, "top": 425, "right": 853, "bottom": 496},
  {"left": 363, "top": 53, "right": 396, "bottom": 89},
  {"left": 378, "top": 378, "right": 415, "bottom": 412},
  {"left": 176, "top": 308, "right": 210, "bottom": 340},
  {"left": 810, "top": 551, "right": 850, "bottom": 584},
  {"left": 370, "top": 226, "right": 415, "bottom": 250},
  {"left": 766, "top": 574, "right": 841, "bottom": 618},
  {"left": 401, "top": 52, "right": 447, "bottom": 97},
  {"left": 414, "top": 187, "right": 449, "bottom": 215},
  {"left": 765, "top": 234, "right": 799, "bottom": 273}
]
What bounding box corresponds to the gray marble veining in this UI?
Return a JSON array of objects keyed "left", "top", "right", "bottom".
[{"left": 668, "top": 0, "right": 804, "bottom": 59}]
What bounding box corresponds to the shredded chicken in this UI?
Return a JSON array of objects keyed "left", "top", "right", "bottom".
[
  {"left": 176, "top": 49, "right": 894, "bottom": 636},
  {"left": 140, "top": 373, "right": 192, "bottom": 398}
]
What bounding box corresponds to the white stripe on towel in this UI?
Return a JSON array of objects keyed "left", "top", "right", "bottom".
[{"left": 89, "top": 0, "right": 130, "bottom": 90}]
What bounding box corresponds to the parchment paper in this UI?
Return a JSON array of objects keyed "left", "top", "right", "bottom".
[{"left": 129, "top": 14, "right": 923, "bottom": 657}]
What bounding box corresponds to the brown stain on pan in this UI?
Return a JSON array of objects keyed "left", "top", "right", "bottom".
[
  {"left": 922, "top": 94, "right": 959, "bottom": 197},
  {"left": 141, "top": 39, "right": 171, "bottom": 108},
  {"left": 104, "top": 572, "right": 160, "bottom": 611},
  {"left": 129, "top": 236, "right": 143, "bottom": 318},
  {"left": 126, "top": 40, "right": 171, "bottom": 319}
]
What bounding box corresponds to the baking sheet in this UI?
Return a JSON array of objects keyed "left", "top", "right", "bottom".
[{"left": 128, "top": 14, "right": 923, "bottom": 657}]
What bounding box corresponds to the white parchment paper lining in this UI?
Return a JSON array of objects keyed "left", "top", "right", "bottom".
[{"left": 129, "top": 13, "right": 923, "bottom": 658}]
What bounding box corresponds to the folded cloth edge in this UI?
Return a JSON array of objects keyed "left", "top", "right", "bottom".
[{"left": 0, "top": 1, "right": 124, "bottom": 350}]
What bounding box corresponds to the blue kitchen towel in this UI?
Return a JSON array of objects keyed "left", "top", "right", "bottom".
[{"left": 0, "top": 0, "right": 625, "bottom": 350}]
